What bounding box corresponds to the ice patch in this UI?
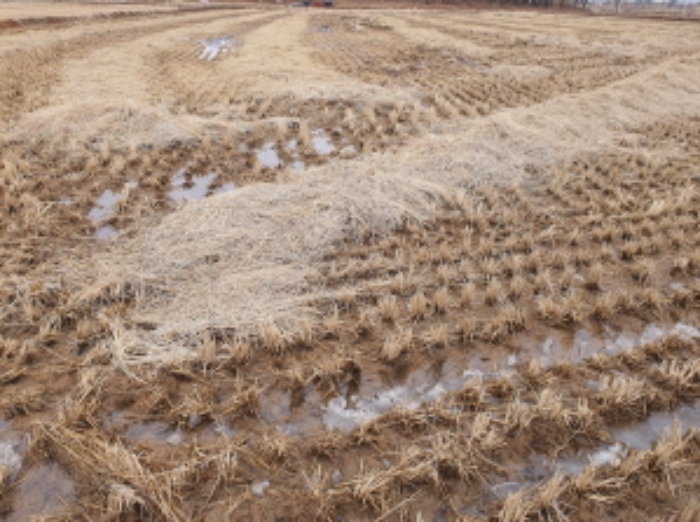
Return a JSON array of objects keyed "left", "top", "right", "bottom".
[
  {"left": 96, "top": 225, "right": 118, "bottom": 241},
  {"left": 125, "top": 422, "right": 184, "bottom": 446},
  {"left": 0, "top": 441, "right": 22, "bottom": 475},
  {"left": 492, "top": 481, "right": 528, "bottom": 499},
  {"left": 169, "top": 170, "right": 217, "bottom": 203},
  {"left": 214, "top": 182, "right": 236, "bottom": 195},
  {"left": 640, "top": 324, "right": 665, "bottom": 344},
  {"left": 256, "top": 142, "right": 282, "bottom": 169},
  {"left": 88, "top": 189, "right": 122, "bottom": 223},
  {"left": 311, "top": 129, "right": 335, "bottom": 155},
  {"left": 323, "top": 376, "right": 473, "bottom": 433},
  {"left": 589, "top": 442, "right": 626, "bottom": 467},
  {"left": 251, "top": 480, "right": 270, "bottom": 497},
  {"left": 673, "top": 323, "right": 700, "bottom": 339},
  {"left": 199, "top": 36, "right": 237, "bottom": 61},
  {"left": 613, "top": 402, "right": 700, "bottom": 451}
]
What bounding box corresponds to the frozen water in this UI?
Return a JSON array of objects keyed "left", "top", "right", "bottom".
[
  {"left": 199, "top": 37, "right": 237, "bottom": 61},
  {"left": 323, "top": 397, "right": 377, "bottom": 433},
  {"left": 589, "top": 442, "right": 626, "bottom": 467},
  {"left": 555, "top": 403, "right": 700, "bottom": 478},
  {"left": 5, "top": 463, "right": 75, "bottom": 522},
  {"left": 251, "top": 480, "right": 270, "bottom": 497},
  {"left": 212, "top": 421, "right": 235, "bottom": 438},
  {"left": 311, "top": 322, "right": 700, "bottom": 435},
  {"left": 573, "top": 329, "right": 603, "bottom": 360},
  {"left": 96, "top": 225, "right": 118, "bottom": 240},
  {"left": 89, "top": 181, "right": 136, "bottom": 229},
  {"left": 556, "top": 442, "right": 626, "bottom": 476},
  {"left": 640, "top": 324, "right": 665, "bottom": 344},
  {"left": 169, "top": 170, "right": 217, "bottom": 203},
  {"left": 673, "top": 323, "right": 700, "bottom": 339},
  {"left": 214, "top": 182, "right": 236, "bottom": 195},
  {"left": 323, "top": 375, "right": 474, "bottom": 432},
  {"left": 463, "top": 369, "right": 484, "bottom": 382},
  {"left": 256, "top": 142, "right": 282, "bottom": 168},
  {"left": 612, "top": 402, "right": 700, "bottom": 451},
  {"left": 492, "top": 481, "right": 528, "bottom": 499},
  {"left": 88, "top": 189, "right": 122, "bottom": 223},
  {"left": 125, "top": 422, "right": 184, "bottom": 445},
  {"left": 311, "top": 129, "right": 335, "bottom": 155},
  {"left": 0, "top": 441, "right": 22, "bottom": 474}
]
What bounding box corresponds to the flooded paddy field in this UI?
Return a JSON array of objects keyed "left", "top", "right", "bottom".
[{"left": 2, "top": 2, "right": 700, "bottom": 520}]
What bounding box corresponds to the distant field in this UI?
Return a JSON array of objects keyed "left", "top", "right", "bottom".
[
  {"left": 0, "top": 1, "right": 177, "bottom": 22},
  {"left": 1, "top": 3, "right": 700, "bottom": 520}
]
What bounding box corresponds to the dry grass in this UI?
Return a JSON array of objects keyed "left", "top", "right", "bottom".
[{"left": 2, "top": 7, "right": 700, "bottom": 521}]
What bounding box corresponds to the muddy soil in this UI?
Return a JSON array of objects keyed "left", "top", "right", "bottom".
[{"left": 2, "top": 4, "right": 700, "bottom": 521}]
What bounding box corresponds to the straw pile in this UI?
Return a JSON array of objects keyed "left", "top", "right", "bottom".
[{"left": 88, "top": 53, "right": 700, "bottom": 362}]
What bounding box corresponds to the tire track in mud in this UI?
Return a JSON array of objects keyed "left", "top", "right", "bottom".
[{"left": 0, "top": 10, "right": 254, "bottom": 124}]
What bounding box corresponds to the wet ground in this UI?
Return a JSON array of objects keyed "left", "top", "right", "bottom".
[{"left": 2, "top": 5, "right": 700, "bottom": 521}]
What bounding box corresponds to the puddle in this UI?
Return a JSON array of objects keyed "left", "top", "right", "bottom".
[
  {"left": 214, "top": 182, "right": 236, "bottom": 195},
  {"left": 5, "top": 463, "right": 76, "bottom": 522},
  {"left": 513, "top": 322, "right": 700, "bottom": 369},
  {"left": 556, "top": 442, "right": 627, "bottom": 477},
  {"left": 89, "top": 181, "right": 137, "bottom": 234},
  {"left": 255, "top": 142, "right": 282, "bottom": 169},
  {"left": 0, "top": 441, "right": 22, "bottom": 477},
  {"left": 88, "top": 189, "right": 122, "bottom": 223},
  {"left": 550, "top": 401, "right": 700, "bottom": 478},
  {"left": 612, "top": 402, "right": 700, "bottom": 451},
  {"left": 251, "top": 479, "right": 270, "bottom": 497},
  {"left": 322, "top": 322, "right": 700, "bottom": 434},
  {"left": 205, "top": 420, "right": 235, "bottom": 440},
  {"left": 125, "top": 421, "right": 184, "bottom": 446},
  {"left": 264, "top": 322, "right": 700, "bottom": 436},
  {"left": 323, "top": 368, "right": 485, "bottom": 433},
  {"left": 0, "top": 425, "right": 29, "bottom": 482},
  {"left": 96, "top": 225, "right": 118, "bottom": 241},
  {"left": 485, "top": 400, "right": 700, "bottom": 509},
  {"left": 285, "top": 138, "right": 307, "bottom": 170},
  {"left": 199, "top": 36, "right": 238, "bottom": 61},
  {"left": 168, "top": 169, "right": 217, "bottom": 203},
  {"left": 311, "top": 129, "right": 335, "bottom": 155}
]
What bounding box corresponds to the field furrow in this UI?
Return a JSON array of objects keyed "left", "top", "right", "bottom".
[{"left": 2, "top": 5, "right": 700, "bottom": 520}]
